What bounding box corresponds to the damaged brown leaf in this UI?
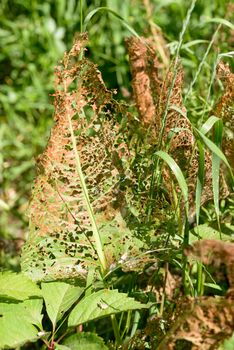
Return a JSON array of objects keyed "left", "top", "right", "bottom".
[{"left": 21, "top": 34, "right": 138, "bottom": 281}]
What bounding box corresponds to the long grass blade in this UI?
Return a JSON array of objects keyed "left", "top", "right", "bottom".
[
  {"left": 155, "top": 151, "right": 189, "bottom": 216},
  {"left": 195, "top": 141, "right": 205, "bottom": 226},
  {"left": 204, "top": 17, "right": 234, "bottom": 30},
  {"left": 200, "top": 115, "right": 221, "bottom": 135},
  {"left": 184, "top": 24, "right": 221, "bottom": 102},
  {"left": 212, "top": 152, "right": 221, "bottom": 225},
  {"left": 195, "top": 128, "right": 232, "bottom": 172},
  {"left": 212, "top": 120, "right": 223, "bottom": 232},
  {"left": 84, "top": 7, "right": 140, "bottom": 39}
]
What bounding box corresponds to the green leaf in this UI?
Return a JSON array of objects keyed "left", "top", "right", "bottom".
[
  {"left": 204, "top": 17, "right": 234, "bottom": 31},
  {"left": 84, "top": 7, "right": 140, "bottom": 39},
  {"left": 189, "top": 224, "right": 232, "bottom": 244},
  {"left": 221, "top": 333, "right": 234, "bottom": 350},
  {"left": 212, "top": 152, "right": 221, "bottom": 218},
  {"left": 195, "top": 141, "right": 205, "bottom": 225},
  {"left": 19, "top": 298, "right": 44, "bottom": 330},
  {"left": 181, "top": 39, "right": 209, "bottom": 49},
  {"left": 62, "top": 333, "right": 108, "bottom": 350},
  {"left": 68, "top": 289, "right": 149, "bottom": 327},
  {"left": 41, "top": 282, "right": 83, "bottom": 330},
  {"left": 212, "top": 120, "right": 223, "bottom": 221},
  {"left": 0, "top": 299, "right": 43, "bottom": 348},
  {"left": 203, "top": 283, "right": 222, "bottom": 291},
  {"left": 55, "top": 345, "right": 71, "bottom": 350},
  {"left": 0, "top": 271, "right": 42, "bottom": 300},
  {"left": 199, "top": 115, "right": 220, "bottom": 135},
  {"left": 155, "top": 151, "right": 189, "bottom": 215},
  {"left": 195, "top": 128, "right": 231, "bottom": 171}
]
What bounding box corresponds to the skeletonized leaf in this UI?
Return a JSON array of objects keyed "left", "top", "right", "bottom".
[
  {"left": 68, "top": 289, "right": 149, "bottom": 327},
  {"left": 20, "top": 34, "right": 132, "bottom": 280}
]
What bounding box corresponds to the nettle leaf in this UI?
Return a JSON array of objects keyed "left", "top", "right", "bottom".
[
  {"left": 0, "top": 271, "right": 42, "bottom": 300},
  {"left": 61, "top": 332, "right": 108, "bottom": 350},
  {"left": 41, "top": 282, "right": 83, "bottom": 329},
  {"left": 68, "top": 289, "right": 149, "bottom": 327},
  {"left": 0, "top": 299, "right": 43, "bottom": 348}
]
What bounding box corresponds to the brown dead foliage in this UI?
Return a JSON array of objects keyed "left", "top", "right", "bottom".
[
  {"left": 156, "top": 240, "right": 234, "bottom": 349},
  {"left": 158, "top": 296, "right": 234, "bottom": 350},
  {"left": 213, "top": 62, "right": 234, "bottom": 171},
  {"left": 126, "top": 37, "right": 230, "bottom": 218},
  {"left": 21, "top": 34, "right": 132, "bottom": 280},
  {"left": 186, "top": 239, "right": 234, "bottom": 290},
  {"left": 125, "top": 36, "right": 161, "bottom": 127}
]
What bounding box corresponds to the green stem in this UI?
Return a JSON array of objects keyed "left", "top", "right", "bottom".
[
  {"left": 182, "top": 219, "right": 190, "bottom": 295},
  {"left": 80, "top": 0, "right": 83, "bottom": 32},
  {"left": 196, "top": 262, "right": 204, "bottom": 296},
  {"left": 111, "top": 314, "right": 121, "bottom": 345},
  {"left": 130, "top": 310, "right": 140, "bottom": 338}
]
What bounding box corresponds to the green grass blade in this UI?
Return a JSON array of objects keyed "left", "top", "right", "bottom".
[
  {"left": 212, "top": 120, "right": 223, "bottom": 230},
  {"left": 185, "top": 24, "right": 221, "bottom": 102},
  {"left": 195, "top": 128, "right": 232, "bottom": 171},
  {"left": 155, "top": 151, "right": 189, "bottom": 216},
  {"left": 84, "top": 7, "right": 140, "bottom": 38},
  {"left": 195, "top": 141, "right": 205, "bottom": 226},
  {"left": 204, "top": 17, "right": 234, "bottom": 30},
  {"left": 80, "top": 0, "right": 83, "bottom": 32},
  {"left": 212, "top": 152, "right": 221, "bottom": 223},
  {"left": 200, "top": 116, "right": 221, "bottom": 135},
  {"left": 182, "top": 39, "right": 209, "bottom": 49}
]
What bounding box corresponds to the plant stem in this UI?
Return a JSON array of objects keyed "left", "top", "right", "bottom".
[
  {"left": 111, "top": 314, "right": 121, "bottom": 345},
  {"left": 182, "top": 219, "right": 190, "bottom": 295},
  {"left": 196, "top": 262, "right": 204, "bottom": 296},
  {"left": 80, "top": 0, "right": 83, "bottom": 32}
]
